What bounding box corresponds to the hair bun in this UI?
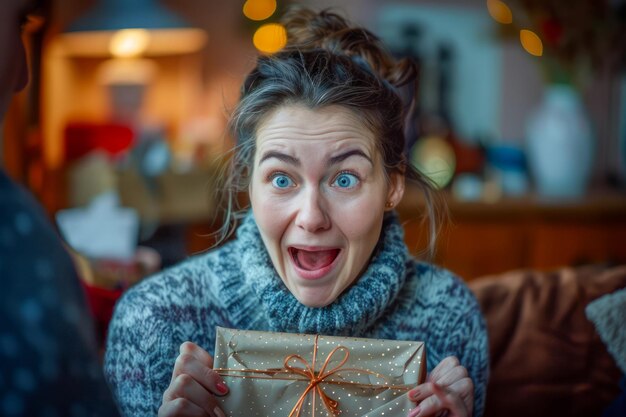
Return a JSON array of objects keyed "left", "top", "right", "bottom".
[{"left": 281, "top": 6, "right": 417, "bottom": 87}]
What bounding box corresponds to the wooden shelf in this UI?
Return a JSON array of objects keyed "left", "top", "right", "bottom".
[{"left": 397, "top": 186, "right": 626, "bottom": 280}]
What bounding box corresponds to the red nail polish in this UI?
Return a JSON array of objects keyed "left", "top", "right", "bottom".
[
  {"left": 409, "top": 389, "right": 420, "bottom": 400},
  {"left": 216, "top": 382, "right": 228, "bottom": 394}
]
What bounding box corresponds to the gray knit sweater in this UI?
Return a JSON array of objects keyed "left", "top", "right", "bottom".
[{"left": 104, "top": 211, "right": 489, "bottom": 416}]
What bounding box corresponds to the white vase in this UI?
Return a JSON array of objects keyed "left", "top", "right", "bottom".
[{"left": 526, "top": 84, "right": 594, "bottom": 198}]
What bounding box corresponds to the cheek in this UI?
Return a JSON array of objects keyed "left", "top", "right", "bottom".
[
  {"left": 250, "top": 187, "right": 289, "bottom": 243},
  {"left": 335, "top": 209, "right": 380, "bottom": 240},
  {"left": 331, "top": 191, "right": 386, "bottom": 239}
]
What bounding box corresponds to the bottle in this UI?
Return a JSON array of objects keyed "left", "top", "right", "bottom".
[
  {"left": 392, "top": 22, "right": 423, "bottom": 155},
  {"left": 435, "top": 43, "right": 485, "bottom": 176}
]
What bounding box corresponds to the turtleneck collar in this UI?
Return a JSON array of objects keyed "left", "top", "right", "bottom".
[{"left": 231, "top": 210, "right": 409, "bottom": 336}]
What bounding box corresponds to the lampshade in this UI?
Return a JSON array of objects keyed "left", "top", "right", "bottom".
[{"left": 61, "top": 0, "right": 207, "bottom": 57}]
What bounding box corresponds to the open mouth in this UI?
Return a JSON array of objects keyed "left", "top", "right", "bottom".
[{"left": 288, "top": 247, "right": 341, "bottom": 279}]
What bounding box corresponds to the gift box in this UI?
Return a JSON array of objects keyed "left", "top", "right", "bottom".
[{"left": 214, "top": 327, "right": 426, "bottom": 417}]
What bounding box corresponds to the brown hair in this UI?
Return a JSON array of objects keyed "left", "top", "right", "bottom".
[{"left": 215, "top": 7, "right": 443, "bottom": 257}]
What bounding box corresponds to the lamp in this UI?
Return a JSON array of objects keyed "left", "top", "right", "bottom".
[{"left": 61, "top": 0, "right": 207, "bottom": 57}]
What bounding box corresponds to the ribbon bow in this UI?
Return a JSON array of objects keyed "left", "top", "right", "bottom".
[{"left": 284, "top": 337, "right": 350, "bottom": 417}]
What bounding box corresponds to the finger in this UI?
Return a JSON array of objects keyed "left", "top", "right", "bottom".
[
  {"left": 172, "top": 342, "right": 211, "bottom": 384},
  {"left": 180, "top": 341, "right": 215, "bottom": 368},
  {"left": 172, "top": 352, "right": 229, "bottom": 396},
  {"left": 174, "top": 342, "right": 224, "bottom": 395},
  {"left": 411, "top": 379, "right": 473, "bottom": 416},
  {"left": 448, "top": 377, "right": 473, "bottom": 400},
  {"left": 418, "top": 384, "right": 467, "bottom": 417},
  {"left": 428, "top": 356, "right": 459, "bottom": 383},
  {"left": 164, "top": 373, "right": 226, "bottom": 417},
  {"left": 433, "top": 383, "right": 466, "bottom": 412},
  {"left": 448, "top": 378, "right": 474, "bottom": 414},
  {"left": 158, "top": 397, "right": 210, "bottom": 417},
  {"left": 414, "top": 394, "right": 442, "bottom": 417},
  {"left": 407, "top": 405, "right": 422, "bottom": 417},
  {"left": 433, "top": 364, "right": 468, "bottom": 386},
  {"left": 409, "top": 382, "right": 435, "bottom": 403},
  {"left": 409, "top": 382, "right": 433, "bottom": 403}
]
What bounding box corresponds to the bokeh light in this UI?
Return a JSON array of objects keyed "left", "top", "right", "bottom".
[
  {"left": 243, "top": 0, "right": 277, "bottom": 21},
  {"left": 486, "top": 0, "right": 513, "bottom": 24},
  {"left": 520, "top": 29, "right": 543, "bottom": 56},
  {"left": 109, "top": 29, "right": 150, "bottom": 58},
  {"left": 411, "top": 136, "right": 456, "bottom": 189},
  {"left": 253, "top": 23, "right": 287, "bottom": 54}
]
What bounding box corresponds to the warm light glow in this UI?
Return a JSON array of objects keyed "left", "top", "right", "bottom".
[
  {"left": 411, "top": 136, "right": 456, "bottom": 189},
  {"left": 97, "top": 58, "right": 158, "bottom": 85},
  {"left": 61, "top": 29, "right": 207, "bottom": 57},
  {"left": 109, "top": 29, "right": 150, "bottom": 58},
  {"left": 243, "top": 0, "right": 277, "bottom": 21},
  {"left": 486, "top": 0, "right": 513, "bottom": 24},
  {"left": 520, "top": 29, "right": 543, "bottom": 56},
  {"left": 253, "top": 23, "right": 287, "bottom": 54}
]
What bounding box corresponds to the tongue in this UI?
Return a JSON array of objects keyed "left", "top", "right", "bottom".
[{"left": 296, "top": 249, "right": 339, "bottom": 271}]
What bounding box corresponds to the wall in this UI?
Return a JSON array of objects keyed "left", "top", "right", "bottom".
[
  {"left": 303, "top": 0, "right": 621, "bottom": 184},
  {"left": 45, "top": 0, "right": 621, "bottom": 183},
  {"left": 44, "top": 0, "right": 255, "bottom": 168}
]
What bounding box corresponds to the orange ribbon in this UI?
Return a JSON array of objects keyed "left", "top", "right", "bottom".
[{"left": 283, "top": 337, "right": 349, "bottom": 417}]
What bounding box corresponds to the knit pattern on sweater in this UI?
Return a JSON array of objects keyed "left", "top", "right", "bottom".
[{"left": 104, "top": 211, "right": 489, "bottom": 416}]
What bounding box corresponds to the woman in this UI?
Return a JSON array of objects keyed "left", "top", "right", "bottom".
[{"left": 104, "top": 8, "right": 488, "bottom": 417}]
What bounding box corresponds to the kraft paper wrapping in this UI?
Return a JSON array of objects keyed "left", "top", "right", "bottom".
[{"left": 214, "top": 327, "right": 426, "bottom": 417}]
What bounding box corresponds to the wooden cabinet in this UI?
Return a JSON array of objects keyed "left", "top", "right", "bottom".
[{"left": 397, "top": 186, "right": 626, "bottom": 280}]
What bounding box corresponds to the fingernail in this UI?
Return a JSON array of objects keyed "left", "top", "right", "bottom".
[
  {"left": 216, "top": 382, "right": 229, "bottom": 395},
  {"left": 214, "top": 406, "right": 226, "bottom": 417},
  {"left": 409, "top": 389, "right": 420, "bottom": 400},
  {"left": 407, "top": 406, "right": 421, "bottom": 417}
]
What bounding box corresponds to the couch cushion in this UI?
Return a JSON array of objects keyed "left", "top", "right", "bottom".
[{"left": 469, "top": 265, "right": 626, "bottom": 417}]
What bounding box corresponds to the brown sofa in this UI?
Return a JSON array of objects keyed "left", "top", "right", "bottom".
[{"left": 469, "top": 265, "right": 626, "bottom": 417}]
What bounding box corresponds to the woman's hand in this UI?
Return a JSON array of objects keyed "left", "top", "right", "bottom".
[
  {"left": 158, "top": 342, "right": 229, "bottom": 417},
  {"left": 407, "top": 356, "right": 474, "bottom": 417}
]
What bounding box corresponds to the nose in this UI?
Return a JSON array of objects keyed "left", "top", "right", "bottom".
[{"left": 295, "top": 188, "right": 331, "bottom": 233}]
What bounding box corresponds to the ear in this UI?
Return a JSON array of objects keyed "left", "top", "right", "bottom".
[{"left": 385, "top": 171, "right": 405, "bottom": 211}]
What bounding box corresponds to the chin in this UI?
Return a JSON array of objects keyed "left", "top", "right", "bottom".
[
  {"left": 300, "top": 299, "right": 331, "bottom": 308},
  {"left": 294, "top": 289, "right": 336, "bottom": 308}
]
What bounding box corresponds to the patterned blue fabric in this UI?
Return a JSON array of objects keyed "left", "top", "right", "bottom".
[
  {"left": 105, "top": 210, "right": 489, "bottom": 416},
  {"left": 0, "top": 170, "right": 119, "bottom": 417}
]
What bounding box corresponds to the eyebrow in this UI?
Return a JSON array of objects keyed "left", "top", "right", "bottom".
[
  {"left": 329, "top": 149, "right": 373, "bottom": 166},
  {"left": 258, "top": 149, "right": 373, "bottom": 167},
  {"left": 259, "top": 151, "right": 301, "bottom": 166}
]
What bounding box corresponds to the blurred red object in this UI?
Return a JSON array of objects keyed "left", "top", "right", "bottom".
[
  {"left": 540, "top": 17, "right": 563, "bottom": 47},
  {"left": 449, "top": 137, "right": 485, "bottom": 174},
  {"left": 81, "top": 281, "right": 123, "bottom": 347},
  {"left": 75, "top": 247, "right": 161, "bottom": 347},
  {"left": 64, "top": 122, "right": 134, "bottom": 162}
]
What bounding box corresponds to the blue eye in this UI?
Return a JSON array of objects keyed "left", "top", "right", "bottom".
[
  {"left": 271, "top": 174, "right": 294, "bottom": 189},
  {"left": 333, "top": 172, "right": 359, "bottom": 188}
]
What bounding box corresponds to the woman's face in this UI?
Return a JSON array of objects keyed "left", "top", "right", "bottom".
[{"left": 249, "top": 105, "right": 404, "bottom": 308}]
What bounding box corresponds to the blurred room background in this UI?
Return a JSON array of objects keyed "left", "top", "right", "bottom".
[{"left": 3, "top": 0, "right": 626, "bottom": 289}]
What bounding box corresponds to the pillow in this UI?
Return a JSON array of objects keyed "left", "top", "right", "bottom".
[
  {"left": 469, "top": 265, "right": 626, "bottom": 417},
  {"left": 586, "top": 286, "right": 626, "bottom": 376},
  {"left": 586, "top": 286, "right": 626, "bottom": 417}
]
